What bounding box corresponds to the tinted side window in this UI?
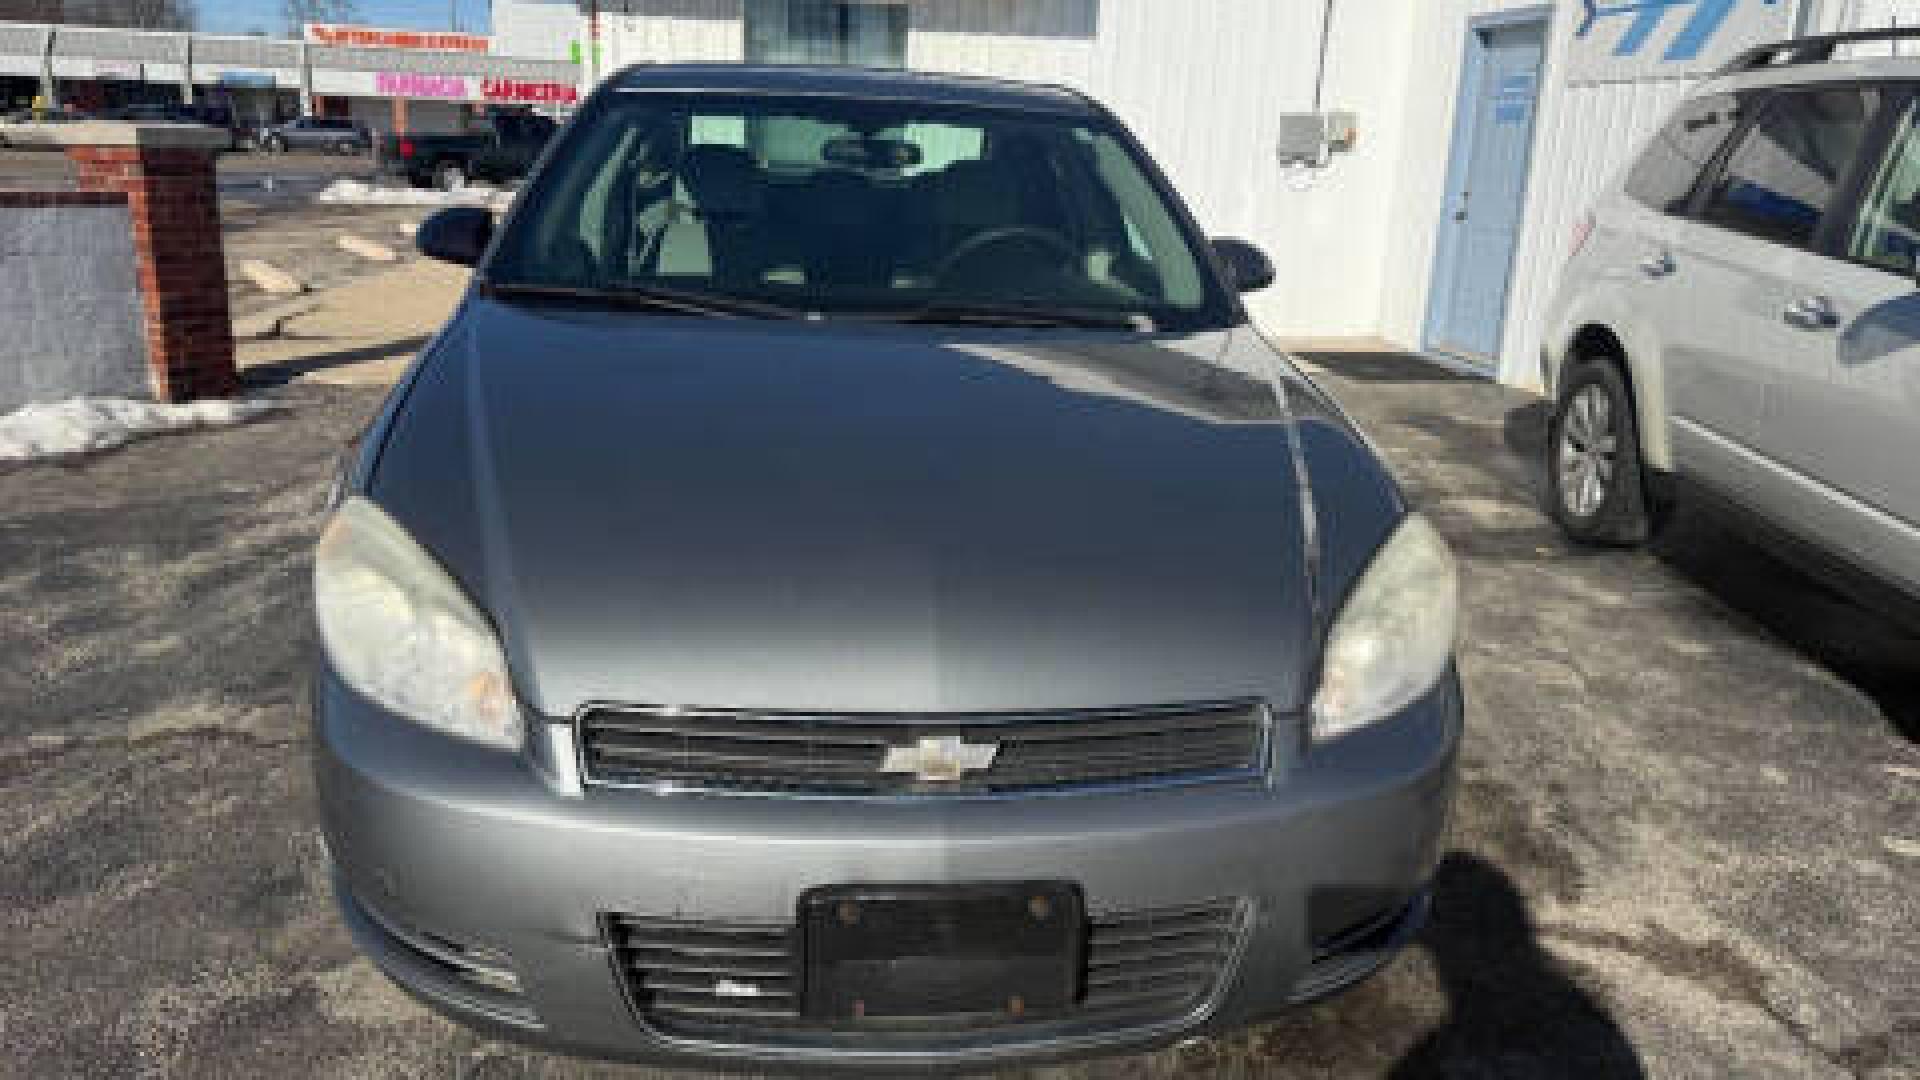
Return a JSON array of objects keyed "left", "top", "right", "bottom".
[
  {"left": 1848, "top": 98, "right": 1920, "bottom": 274},
  {"left": 1625, "top": 93, "right": 1741, "bottom": 213},
  {"left": 1700, "top": 88, "right": 1879, "bottom": 248}
]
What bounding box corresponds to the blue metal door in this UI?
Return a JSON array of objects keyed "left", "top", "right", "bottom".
[{"left": 1430, "top": 20, "right": 1547, "bottom": 364}]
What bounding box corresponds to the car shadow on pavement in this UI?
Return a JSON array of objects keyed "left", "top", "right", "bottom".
[
  {"left": 1500, "top": 398, "right": 1920, "bottom": 744},
  {"left": 1651, "top": 508, "right": 1920, "bottom": 744},
  {"left": 1300, "top": 352, "right": 1485, "bottom": 384},
  {"left": 1391, "top": 853, "right": 1646, "bottom": 1079},
  {"left": 1500, "top": 399, "right": 1552, "bottom": 461}
]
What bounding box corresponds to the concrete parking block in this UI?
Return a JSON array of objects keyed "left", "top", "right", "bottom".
[
  {"left": 335, "top": 234, "right": 398, "bottom": 263},
  {"left": 239, "top": 259, "right": 306, "bottom": 296}
]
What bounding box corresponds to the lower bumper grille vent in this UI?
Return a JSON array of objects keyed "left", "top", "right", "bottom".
[{"left": 605, "top": 899, "right": 1242, "bottom": 1043}]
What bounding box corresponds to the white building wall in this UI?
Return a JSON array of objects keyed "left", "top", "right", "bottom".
[
  {"left": 601, "top": 0, "right": 746, "bottom": 70},
  {"left": 908, "top": 0, "right": 1099, "bottom": 86},
  {"left": 492, "top": 0, "right": 587, "bottom": 62},
  {"left": 1809, "top": 0, "right": 1920, "bottom": 33}
]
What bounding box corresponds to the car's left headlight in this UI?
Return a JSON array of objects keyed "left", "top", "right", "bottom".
[
  {"left": 314, "top": 496, "right": 522, "bottom": 749},
  {"left": 1310, "top": 513, "right": 1459, "bottom": 742}
]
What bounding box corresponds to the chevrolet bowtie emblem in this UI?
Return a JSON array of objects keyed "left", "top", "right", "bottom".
[{"left": 881, "top": 735, "right": 999, "bottom": 782}]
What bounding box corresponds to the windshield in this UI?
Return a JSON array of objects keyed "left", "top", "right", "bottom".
[{"left": 486, "top": 92, "right": 1236, "bottom": 329}]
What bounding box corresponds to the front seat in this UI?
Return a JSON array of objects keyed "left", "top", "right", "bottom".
[{"left": 667, "top": 144, "right": 770, "bottom": 287}]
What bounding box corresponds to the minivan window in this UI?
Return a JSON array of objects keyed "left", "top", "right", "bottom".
[
  {"left": 486, "top": 93, "right": 1235, "bottom": 330},
  {"left": 1849, "top": 98, "right": 1920, "bottom": 274},
  {"left": 1699, "top": 88, "right": 1879, "bottom": 249},
  {"left": 1625, "top": 93, "right": 1742, "bottom": 214}
]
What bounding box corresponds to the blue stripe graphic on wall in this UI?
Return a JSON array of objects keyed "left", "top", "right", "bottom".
[{"left": 1577, "top": 0, "right": 1783, "bottom": 62}]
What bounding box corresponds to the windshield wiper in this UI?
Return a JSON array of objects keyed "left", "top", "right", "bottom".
[
  {"left": 482, "top": 280, "right": 808, "bottom": 321},
  {"left": 886, "top": 302, "right": 1154, "bottom": 332}
]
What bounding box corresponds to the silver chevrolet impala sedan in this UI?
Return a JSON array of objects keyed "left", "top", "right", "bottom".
[{"left": 313, "top": 65, "right": 1462, "bottom": 1072}]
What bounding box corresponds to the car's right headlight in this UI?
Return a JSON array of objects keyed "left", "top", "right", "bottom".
[
  {"left": 1309, "top": 513, "right": 1459, "bottom": 743},
  {"left": 313, "top": 496, "right": 522, "bottom": 750}
]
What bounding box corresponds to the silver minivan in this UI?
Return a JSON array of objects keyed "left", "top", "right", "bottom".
[{"left": 1543, "top": 29, "right": 1920, "bottom": 613}]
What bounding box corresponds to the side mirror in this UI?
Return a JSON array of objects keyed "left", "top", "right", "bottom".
[
  {"left": 1211, "top": 237, "right": 1275, "bottom": 293},
  {"left": 416, "top": 206, "right": 493, "bottom": 267}
]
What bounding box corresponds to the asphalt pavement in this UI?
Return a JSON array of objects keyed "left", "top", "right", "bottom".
[{"left": 0, "top": 248, "right": 1915, "bottom": 1076}]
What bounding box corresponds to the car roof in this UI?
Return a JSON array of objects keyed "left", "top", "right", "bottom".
[
  {"left": 607, "top": 64, "right": 1099, "bottom": 117},
  {"left": 1700, "top": 53, "right": 1920, "bottom": 96}
]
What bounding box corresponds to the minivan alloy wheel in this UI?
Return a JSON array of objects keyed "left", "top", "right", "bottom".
[{"left": 1558, "top": 384, "right": 1616, "bottom": 518}]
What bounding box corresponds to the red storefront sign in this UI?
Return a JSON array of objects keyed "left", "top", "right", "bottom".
[
  {"left": 480, "top": 78, "right": 579, "bottom": 106},
  {"left": 306, "top": 23, "right": 491, "bottom": 53}
]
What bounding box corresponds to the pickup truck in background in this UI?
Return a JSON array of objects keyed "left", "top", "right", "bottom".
[{"left": 377, "top": 111, "right": 557, "bottom": 191}]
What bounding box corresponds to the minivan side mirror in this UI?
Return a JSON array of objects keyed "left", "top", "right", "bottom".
[
  {"left": 416, "top": 206, "right": 493, "bottom": 267},
  {"left": 1211, "top": 237, "right": 1275, "bottom": 293}
]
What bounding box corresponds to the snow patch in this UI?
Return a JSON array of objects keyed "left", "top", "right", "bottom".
[
  {"left": 0, "top": 398, "right": 281, "bottom": 465},
  {"left": 316, "top": 178, "right": 511, "bottom": 211}
]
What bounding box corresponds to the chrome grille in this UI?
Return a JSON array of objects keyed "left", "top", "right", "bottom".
[
  {"left": 577, "top": 701, "right": 1269, "bottom": 797},
  {"left": 605, "top": 899, "right": 1242, "bottom": 1040}
]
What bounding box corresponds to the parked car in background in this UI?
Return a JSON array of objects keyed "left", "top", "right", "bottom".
[
  {"left": 259, "top": 115, "right": 371, "bottom": 155},
  {"left": 106, "top": 102, "right": 247, "bottom": 150},
  {"left": 376, "top": 110, "right": 555, "bottom": 190},
  {"left": 315, "top": 65, "right": 1462, "bottom": 1073},
  {"left": 1544, "top": 28, "right": 1920, "bottom": 621}
]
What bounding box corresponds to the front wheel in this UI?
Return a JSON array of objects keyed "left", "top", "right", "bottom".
[{"left": 1547, "top": 359, "right": 1658, "bottom": 547}]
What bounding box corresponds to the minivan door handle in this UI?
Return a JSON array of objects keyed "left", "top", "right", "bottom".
[
  {"left": 1783, "top": 295, "right": 1839, "bottom": 331},
  {"left": 1638, "top": 251, "right": 1676, "bottom": 278}
]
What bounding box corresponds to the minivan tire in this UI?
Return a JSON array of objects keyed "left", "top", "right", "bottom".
[{"left": 1548, "top": 358, "right": 1656, "bottom": 547}]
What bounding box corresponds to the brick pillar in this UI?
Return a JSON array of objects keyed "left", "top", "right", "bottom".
[{"left": 63, "top": 128, "right": 236, "bottom": 402}]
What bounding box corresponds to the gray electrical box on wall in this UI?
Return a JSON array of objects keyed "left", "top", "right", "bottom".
[{"left": 1276, "top": 110, "right": 1359, "bottom": 165}]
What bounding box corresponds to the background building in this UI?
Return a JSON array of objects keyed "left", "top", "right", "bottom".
[
  {"left": 0, "top": 17, "right": 578, "bottom": 135},
  {"left": 488, "top": 0, "right": 1920, "bottom": 388}
]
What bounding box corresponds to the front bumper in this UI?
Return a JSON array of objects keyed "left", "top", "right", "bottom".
[{"left": 314, "top": 669, "right": 1461, "bottom": 1072}]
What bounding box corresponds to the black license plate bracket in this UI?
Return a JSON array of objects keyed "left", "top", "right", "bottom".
[{"left": 800, "top": 882, "right": 1084, "bottom": 1022}]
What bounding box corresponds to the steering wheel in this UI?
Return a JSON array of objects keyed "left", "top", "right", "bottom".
[{"left": 934, "top": 225, "right": 1077, "bottom": 286}]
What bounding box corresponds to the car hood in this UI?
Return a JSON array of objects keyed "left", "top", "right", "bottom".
[{"left": 371, "top": 296, "right": 1341, "bottom": 717}]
